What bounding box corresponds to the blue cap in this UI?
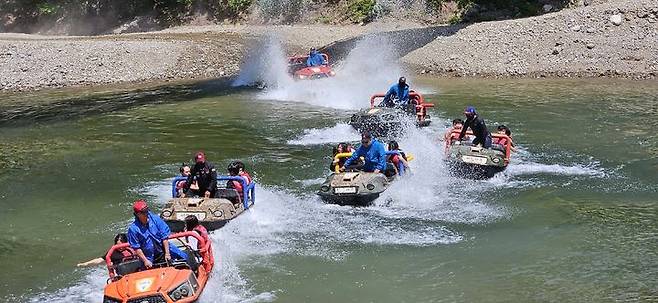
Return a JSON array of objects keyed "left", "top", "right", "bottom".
[{"left": 464, "top": 106, "right": 476, "bottom": 115}]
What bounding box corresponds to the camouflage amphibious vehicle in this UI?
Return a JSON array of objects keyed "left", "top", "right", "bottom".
[
  {"left": 349, "top": 92, "right": 434, "bottom": 139},
  {"left": 317, "top": 151, "right": 409, "bottom": 206},
  {"left": 161, "top": 176, "right": 256, "bottom": 231},
  {"left": 445, "top": 131, "right": 513, "bottom": 179}
]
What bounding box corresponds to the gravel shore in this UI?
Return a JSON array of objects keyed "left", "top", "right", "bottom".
[
  {"left": 402, "top": 0, "right": 658, "bottom": 79},
  {"left": 0, "top": 0, "right": 656, "bottom": 92}
]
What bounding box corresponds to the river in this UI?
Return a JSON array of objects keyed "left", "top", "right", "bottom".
[{"left": 0, "top": 77, "right": 656, "bottom": 302}]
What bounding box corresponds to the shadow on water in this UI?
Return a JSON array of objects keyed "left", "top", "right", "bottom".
[
  {"left": 0, "top": 76, "right": 251, "bottom": 126},
  {"left": 320, "top": 24, "right": 466, "bottom": 63}
]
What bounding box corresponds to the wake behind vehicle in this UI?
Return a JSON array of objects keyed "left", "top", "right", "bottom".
[
  {"left": 103, "top": 231, "right": 213, "bottom": 303},
  {"left": 317, "top": 151, "right": 409, "bottom": 206},
  {"left": 445, "top": 130, "right": 513, "bottom": 179},
  {"left": 161, "top": 176, "right": 256, "bottom": 231},
  {"left": 287, "top": 53, "right": 336, "bottom": 80},
  {"left": 349, "top": 92, "right": 434, "bottom": 139}
]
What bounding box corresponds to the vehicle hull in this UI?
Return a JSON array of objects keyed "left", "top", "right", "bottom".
[
  {"left": 317, "top": 171, "right": 391, "bottom": 206},
  {"left": 445, "top": 144, "right": 508, "bottom": 179},
  {"left": 161, "top": 197, "right": 253, "bottom": 232}
]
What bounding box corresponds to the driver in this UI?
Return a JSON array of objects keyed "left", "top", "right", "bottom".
[
  {"left": 381, "top": 77, "right": 410, "bottom": 108},
  {"left": 341, "top": 132, "right": 387, "bottom": 174},
  {"left": 306, "top": 48, "right": 325, "bottom": 67},
  {"left": 459, "top": 106, "right": 492, "bottom": 148},
  {"left": 183, "top": 151, "right": 217, "bottom": 198},
  {"left": 127, "top": 199, "right": 187, "bottom": 269}
]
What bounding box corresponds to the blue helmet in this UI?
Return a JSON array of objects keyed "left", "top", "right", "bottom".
[{"left": 464, "top": 106, "right": 477, "bottom": 115}]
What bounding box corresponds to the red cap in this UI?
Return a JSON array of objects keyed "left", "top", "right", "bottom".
[
  {"left": 195, "top": 151, "right": 205, "bottom": 163},
  {"left": 133, "top": 199, "right": 149, "bottom": 213}
]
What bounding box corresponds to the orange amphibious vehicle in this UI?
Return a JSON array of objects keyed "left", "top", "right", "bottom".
[
  {"left": 287, "top": 53, "right": 336, "bottom": 80},
  {"left": 102, "top": 231, "right": 214, "bottom": 303}
]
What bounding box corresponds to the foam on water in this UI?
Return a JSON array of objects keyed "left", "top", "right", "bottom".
[
  {"left": 234, "top": 35, "right": 408, "bottom": 110},
  {"left": 286, "top": 123, "right": 360, "bottom": 145}
]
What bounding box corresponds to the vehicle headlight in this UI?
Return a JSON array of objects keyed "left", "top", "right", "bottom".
[
  {"left": 168, "top": 281, "right": 193, "bottom": 301},
  {"left": 492, "top": 158, "right": 500, "bottom": 163},
  {"left": 298, "top": 75, "right": 307, "bottom": 79},
  {"left": 161, "top": 210, "right": 172, "bottom": 217},
  {"left": 366, "top": 184, "right": 375, "bottom": 190},
  {"left": 103, "top": 296, "right": 121, "bottom": 303},
  {"left": 212, "top": 209, "right": 224, "bottom": 217},
  {"left": 320, "top": 185, "right": 330, "bottom": 192},
  {"left": 329, "top": 71, "right": 336, "bottom": 76}
]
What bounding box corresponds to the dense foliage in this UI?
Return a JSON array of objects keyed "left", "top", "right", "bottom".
[
  {"left": 0, "top": 0, "right": 574, "bottom": 34},
  {"left": 427, "top": 0, "right": 573, "bottom": 21},
  {"left": 0, "top": 0, "right": 254, "bottom": 33}
]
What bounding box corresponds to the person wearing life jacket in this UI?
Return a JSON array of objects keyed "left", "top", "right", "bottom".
[
  {"left": 385, "top": 140, "right": 409, "bottom": 177},
  {"left": 184, "top": 215, "right": 214, "bottom": 269},
  {"left": 330, "top": 142, "right": 354, "bottom": 171},
  {"left": 306, "top": 48, "right": 325, "bottom": 67},
  {"left": 77, "top": 233, "right": 132, "bottom": 267},
  {"left": 184, "top": 151, "right": 217, "bottom": 198},
  {"left": 381, "top": 77, "right": 410, "bottom": 108},
  {"left": 176, "top": 164, "right": 197, "bottom": 197},
  {"left": 459, "top": 106, "right": 492, "bottom": 148},
  {"left": 444, "top": 119, "right": 463, "bottom": 143},
  {"left": 492, "top": 125, "right": 516, "bottom": 151},
  {"left": 226, "top": 161, "right": 252, "bottom": 202}
]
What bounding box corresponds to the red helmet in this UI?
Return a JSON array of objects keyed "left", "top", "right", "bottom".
[
  {"left": 133, "top": 199, "right": 149, "bottom": 213},
  {"left": 195, "top": 151, "right": 206, "bottom": 163}
]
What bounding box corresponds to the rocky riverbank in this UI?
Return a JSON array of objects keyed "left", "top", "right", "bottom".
[
  {"left": 402, "top": 0, "right": 658, "bottom": 79},
  {"left": 0, "top": 0, "right": 656, "bottom": 92}
]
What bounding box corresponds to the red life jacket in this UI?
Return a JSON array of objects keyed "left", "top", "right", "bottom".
[
  {"left": 192, "top": 225, "right": 214, "bottom": 268},
  {"left": 193, "top": 225, "right": 210, "bottom": 248},
  {"left": 230, "top": 172, "right": 252, "bottom": 196}
]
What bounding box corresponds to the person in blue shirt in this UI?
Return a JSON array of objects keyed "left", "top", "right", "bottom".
[
  {"left": 306, "top": 48, "right": 325, "bottom": 67},
  {"left": 127, "top": 199, "right": 187, "bottom": 269},
  {"left": 342, "top": 132, "right": 387, "bottom": 173},
  {"left": 381, "top": 77, "right": 410, "bottom": 107}
]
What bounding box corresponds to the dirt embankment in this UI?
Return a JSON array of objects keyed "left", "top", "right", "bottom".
[
  {"left": 0, "top": 0, "right": 656, "bottom": 92},
  {"left": 403, "top": 0, "right": 658, "bottom": 78}
]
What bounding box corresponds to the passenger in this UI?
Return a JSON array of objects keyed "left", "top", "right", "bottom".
[
  {"left": 77, "top": 233, "right": 130, "bottom": 267},
  {"left": 306, "top": 48, "right": 325, "bottom": 67},
  {"left": 386, "top": 140, "right": 409, "bottom": 177},
  {"left": 444, "top": 119, "right": 464, "bottom": 143},
  {"left": 176, "top": 164, "right": 198, "bottom": 198},
  {"left": 459, "top": 106, "right": 492, "bottom": 148},
  {"left": 183, "top": 215, "right": 212, "bottom": 270},
  {"left": 493, "top": 125, "right": 516, "bottom": 151},
  {"left": 184, "top": 151, "right": 217, "bottom": 198},
  {"left": 342, "top": 132, "right": 387, "bottom": 174},
  {"left": 127, "top": 200, "right": 187, "bottom": 269},
  {"left": 330, "top": 142, "right": 352, "bottom": 171},
  {"left": 226, "top": 161, "right": 253, "bottom": 202},
  {"left": 381, "top": 77, "right": 410, "bottom": 107}
]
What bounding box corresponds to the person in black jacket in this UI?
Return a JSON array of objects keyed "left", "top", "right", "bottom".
[
  {"left": 184, "top": 151, "right": 217, "bottom": 198},
  {"left": 459, "top": 106, "right": 492, "bottom": 148}
]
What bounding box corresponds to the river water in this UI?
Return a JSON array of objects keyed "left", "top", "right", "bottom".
[{"left": 0, "top": 77, "right": 656, "bottom": 302}]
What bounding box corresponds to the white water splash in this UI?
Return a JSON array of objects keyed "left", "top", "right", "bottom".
[
  {"left": 234, "top": 35, "right": 409, "bottom": 110},
  {"left": 286, "top": 123, "right": 360, "bottom": 145},
  {"left": 505, "top": 162, "right": 606, "bottom": 177}
]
